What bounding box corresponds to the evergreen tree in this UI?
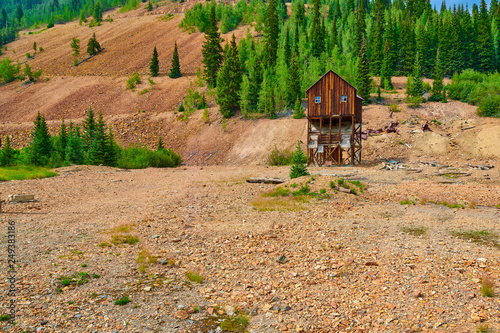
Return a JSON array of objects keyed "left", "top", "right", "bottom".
[
  {"left": 216, "top": 34, "right": 242, "bottom": 118},
  {"left": 477, "top": 0, "right": 495, "bottom": 72},
  {"left": 93, "top": 0, "right": 102, "bottom": 23},
  {"left": 0, "top": 8, "right": 7, "bottom": 29},
  {"left": 0, "top": 135, "right": 16, "bottom": 166},
  {"left": 147, "top": 1, "right": 153, "bottom": 11},
  {"left": 56, "top": 118, "right": 68, "bottom": 157},
  {"left": 169, "top": 42, "right": 181, "bottom": 78},
  {"left": 201, "top": 5, "right": 223, "bottom": 88},
  {"left": 248, "top": 57, "right": 262, "bottom": 109},
  {"left": 294, "top": 20, "right": 300, "bottom": 55},
  {"left": 354, "top": 0, "right": 366, "bottom": 55},
  {"left": 28, "top": 112, "right": 53, "bottom": 165},
  {"left": 157, "top": 136, "right": 164, "bottom": 150},
  {"left": 33, "top": 42, "right": 37, "bottom": 52},
  {"left": 263, "top": 0, "right": 280, "bottom": 68},
  {"left": 286, "top": 53, "right": 301, "bottom": 108},
  {"left": 431, "top": 50, "right": 444, "bottom": 100},
  {"left": 289, "top": 140, "right": 308, "bottom": 179},
  {"left": 150, "top": 46, "right": 159, "bottom": 77},
  {"left": 292, "top": 98, "right": 305, "bottom": 119},
  {"left": 15, "top": 4, "right": 23, "bottom": 24},
  {"left": 310, "top": 0, "right": 323, "bottom": 57},
  {"left": 82, "top": 107, "right": 96, "bottom": 150},
  {"left": 356, "top": 37, "right": 371, "bottom": 101},
  {"left": 268, "top": 85, "right": 277, "bottom": 119},
  {"left": 104, "top": 129, "right": 118, "bottom": 166},
  {"left": 88, "top": 113, "right": 107, "bottom": 165},
  {"left": 331, "top": 17, "right": 338, "bottom": 52},
  {"left": 380, "top": 40, "right": 393, "bottom": 90},
  {"left": 284, "top": 27, "right": 291, "bottom": 67},
  {"left": 370, "top": 0, "right": 384, "bottom": 75},
  {"left": 87, "top": 33, "right": 100, "bottom": 56},
  {"left": 65, "top": 124, "right": 84, "bottom": 165},
  {"left": 410, "top": 52, "right": 424, "bottom": 98}
]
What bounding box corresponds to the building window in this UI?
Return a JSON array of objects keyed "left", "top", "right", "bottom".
[
  {"left": 341, "top": 95, "right": 347, "bottom": 102},
  {"left": 315, "top": 96, "right": 321, "bottom": 104}
]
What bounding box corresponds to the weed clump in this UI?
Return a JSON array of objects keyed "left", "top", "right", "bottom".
[
  {"left": 111, "top": 235, "right": 139, "bottom": 245},
  {"left": 126, "top": 72, "right": 141, "bottom": 91},
  {"left": 481, "top": 277, "right": 495, "bottom": 297},
  {"left": 219, "top": 314, "right": 249, "bottom": 332},
  {"left": 186, "top": 272, "right": 203, "bottom": 283},
  {"left": 268, "top": 146, "right": 293, "bottom": 166},
  {"left": 450, "top": 230, "right": 499, "bottom": 248},
  {"left": 400, "top": 225, "right": 426, "bottom": 236},
  {"left": 115, "top": 296, "right": 131, "bottom": 305}
]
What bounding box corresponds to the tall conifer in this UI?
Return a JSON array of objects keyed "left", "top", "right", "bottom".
[
  {"left": 150, "top": 46, "right": 159, "bottom": 77},
  {"left": 201, "top": 5, "right": 223, "bottom": 88},
  {"left": 264, "top": 0, "right": 280, "bottom": 68},
  {"left": 286, "top": 53, "right": 301, "bottom": 108},
  {"left": 169, "top": 42, "right": 181, "bottom": 78},
  {"left": 216, "top": 34, "right": 242, "bottom": 118},
  {"left": 356, "top": 37, "right": 371, "bottom": 101}
]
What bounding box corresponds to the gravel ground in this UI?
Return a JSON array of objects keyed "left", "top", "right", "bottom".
[{"left": 0, "top": 164, "right": 498, "bottom": 333}]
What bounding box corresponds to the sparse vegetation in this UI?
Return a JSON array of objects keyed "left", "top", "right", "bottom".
[
  {"left": 267, "top": 146, "right": 293, "bottom": 166},
  {"left": 126, "top": 72, "right": 141, "bottom": 91},
  {"left": 219, "top": 314, "right": 249, "bottom": 332},
  {"left": 115, "top": 296, "right": 131, "bottom": 305},
  {"left": 400, "top": 225, "right": 426, "bottom": 236},
  {"left": 58, "top": 271, "right": 98, "bottom": 287},
  {"left": 450, "top": 230, "right": 499, "bottom": 249},
  {"left": 186, "top": 271, "right": 203, "bottom": 283},
  {"left": 481, "top": 277, "right": 495, "bottom": 297},
  {"left": 0, "top": 314, "right": 10, "bottom": 321},
  {"left": 111, "top": 235, "right": 139, "bottom": 245},
  {"left": 0, "top": 166, "right": 57, "bottom": 181}
]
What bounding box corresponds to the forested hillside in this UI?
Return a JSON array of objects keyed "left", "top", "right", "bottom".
[{"left": 182, "top": 0, "right": 500, "bottom": 116}]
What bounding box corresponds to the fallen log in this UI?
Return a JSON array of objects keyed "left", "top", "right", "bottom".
[
  {"left": 247, "top": 178, "right": 287, "bottom": 184},
  {"left": 338, "top": 187, "right": 351, "bottom": 194}
]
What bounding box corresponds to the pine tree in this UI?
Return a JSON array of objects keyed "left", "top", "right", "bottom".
[
  {"left": 88, "top": 113, "right": 107, "bottom": 165},
  {"left": 65, "top": 124, "right": 84, "bottom": 165},
  {"left": 289, "top": 140, "right": 308, "bottom": 179},
  {"left": 150, "top": 46, "right": 159, "bottom": 77},
  {"left": 28, "top": 112, "right": 53, "bottom": 165},
  {"left": 201, "top": 5, "right": 223, "bottom": 88},
  {"left": 93, "top": 0, "right": 102, "bottom": 23},
  {"left": 331, "top": 17, "right": 338, "bottom": 52},
  {"left": 157, "top": 136, "right": 164, "bottom": 150},
  {"left": 82, "top": 107, "right": 97, "bottom": 150},
  {"left": 104, "top": 129, "right": 118, "bottom": 166},
  {"left": 0, "top": 135, "right": 16, "bottom": 166},
  {"left": 268, "top": 85, "right": 277, "bottom": 119},
  {"left": 294, "top": 20, "right": 300, "bottom": 55},
  {"left": 87, "top": 33, "right": 100, "bottom": 56},
  {"left": 263, "top": 0, "right": 280, "bottom": 68},
  {"left": 248, "top": 57, "right": 262, "bottom": 109},
  {"left": 356, "top": 37, "right": 371, "bottom": 101},
  {"left": 354, "top": 0, "right": 366, "bottom": 55},
  {"left": 56, "top": 119, "right": 68, "bottom": 158},
  {"left": 16, "top": 4, "right": 23, "bottom": 24},
  {"left": 284, "top": 27, "right": 291, "bottom": 67},
  {"left": 410, "top": 52, "right": 424, "bottom": 98},
  {"left": 431, "top": 50, "right": 444, "bottom": 100},
  {"left": 169, "top": 42, "right": 181, "bottom": 78},
  {"left": 293, "top": 98, "right": 305, "bottom": 119},
  {"left": 476, "top": 0, "right": 495, "bottom": 72},
  {"left": 369, "top": 0, "right": 384, "bottom": 75},
  {"left": 310, "top": 0, "right": 323, "bottom": 57},
  {"left": 147, "top": 1, "right": 152, "bottom": 11},
  {"left": 70, "top": 37, "right": 80, "bottom": 58},
  {"left": 33, "top": 42, "right": 37, "bottom": 52},
  {"left": 286, "top": 53, "right": 301, "bottom": 108},
  {"left": 380, "top": 40, "right": 393, "bottom": 90},
  {"left": 216, "top": 34, "right": 242, "bottom": 118}
]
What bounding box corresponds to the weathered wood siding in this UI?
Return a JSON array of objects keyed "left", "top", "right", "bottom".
[
  {"left": 355, "top": 96, "right": 363, "bottom": 122},
  {"left": 307, "top": 71, "right": 357, "bottom": 118}
]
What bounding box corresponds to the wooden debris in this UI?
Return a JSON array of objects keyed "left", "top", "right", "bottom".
[
  {"left": 246, "top": 178, "right": 287, "bottom": 184},
  {"left": 461, "top": 126, "right": 475, "bottom": 131},
  {"left": 338, "top": 187, "right": 351, "bottom": 194}
]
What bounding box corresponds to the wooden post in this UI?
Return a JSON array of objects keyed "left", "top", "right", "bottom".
[{"left": 351, "top": 116, "right": 355, "bottom": 166}]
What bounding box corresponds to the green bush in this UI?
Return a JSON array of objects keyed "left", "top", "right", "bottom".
[
  {"left": 126, "top": 72, "right": 141, "bottom": 91},
  {"left": 447, "top": 70, "right": 500, "bottom": 117},
  {"left": 267, "top": 146, "right": 293, "bottom": 166},
  {"left": 117, "top": 146, "right": 182, "bottom": 169}
]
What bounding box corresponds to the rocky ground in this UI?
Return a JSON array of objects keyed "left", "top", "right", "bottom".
[{"left": 0, "top": 163, "right": 498, "bottom": 333}]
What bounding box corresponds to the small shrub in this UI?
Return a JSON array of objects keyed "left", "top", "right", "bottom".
[
  {"left": 26, "top": 52, "right": 31, "bottom": 58},
  {"left": 320, "top": 189, "right": 326, "bottom": 194},
  {"left": 329, "top": 180, "right": 335, "bottom": 189},
  {"left": 126, "top": 72, "right": 141, "bottom": 91},
  {"left": 347, "top": 180, "right": 366, "bottom": 192},
  {"left": 268, "top": 146, "right": 293, "bottom": 166},
  {"left": 148, "top": 78, "right": 155, "bottom": 85},
  {"left": 138, "top": 88, "right": 149, "bottom": 95},
  {"left": 389, "top": 104, "right": 401, "bottom": 113},
  {"left": 115, "top": 296, "right": 131, "bottom": 305},
  {"left": 337, "top": 178, "right": 344, "bottom": 186},
  {"left": 481, "top": 277, "right": 495, "bottom": 297},
  {"left": 400, "top": 199, "right": 416, "bottom": 205},
  {"left": 0, "top": 314, "right": 11, "bottom": 321},
  {"left": 186, "top": 271, "right": 203, "bottom": 283},
  {"left": 220, "top": 314, "right": 249, "bottom": 332},
  {"left": 202, "top": 108, "right": 210, "bottom": 123},
  {"left": 407, "top": 96, "right": 425, "bottom": 108}
]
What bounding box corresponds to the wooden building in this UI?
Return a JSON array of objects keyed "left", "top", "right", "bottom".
[{"left": 306, "top": 70, "right": 363, "bottom": 166}]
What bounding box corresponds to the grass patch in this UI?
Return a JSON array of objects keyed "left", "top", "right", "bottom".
[
  {"left": 136, "top": 247, "right": 157, "bottom": 272},
  {"left": 158, "top": 13, "right": 174, "bottom": 21},
  {"left": 440, "top": 201, "right": 464, "bottom": 209},
  {"left": 115, "top": 296, "right": 131, "bottom": 305},
  {"left": 477, "top": 324, "right": 491, "bottom": 333},
  {"left": 138, "top": 88, "right": 149, "bottom": 95},
  {"left": 219, "top": 314, "right": 249, "bottom": 332},
  {"left": 111, "top": 235, "right": 139, "bottom": 245},
  {"left": 400, "top": 199, "right": 417, "bottom": 205},
  {"left": 450, "top": 230, "right": 499, "bottom": 248},
  {"left": 0, "top": 166, "right": 57, "bottom": 181},
  {"left": 0, "top": 314, "right": 10, "bottom": 321},
  {"left": 400, "top": 225, "right": 426, "bottom": 236},
  {"left": 107, "top": 223, "right": 134, "bottom": 234},
  {"left": 347, "top": 180, "right": 366, "bottom": 193},
  {"left": 262, "top": 187, "right": 290, "bottom": 197},
  {"left": 186, "top": 271, "right": 203, "bottom": 283}
]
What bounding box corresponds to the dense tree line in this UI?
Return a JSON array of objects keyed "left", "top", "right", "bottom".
[
  {"left": 0, "top": 108, "right": 182, "bottom": 169},
  {"left": 190, "top": 0, "right": 500, "bottom": 117},
  {"left": 0, "top": 0, "right": 122, "bottom": 48}
]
